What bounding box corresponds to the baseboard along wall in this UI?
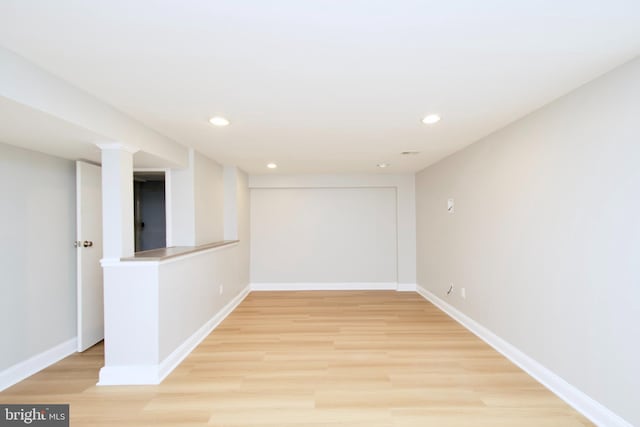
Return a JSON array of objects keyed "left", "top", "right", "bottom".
[
  {"left": 251, "top": 282, "right": 416, "bottom": 291},
  {"left": 2, "top": 284, "right": 631, "bottom": 427},
  {"left": 415, "top": 284, "right": 633, "bottom": 427},
  {"left": 0, "top": 338, "right": 77, "bottom": 392}
]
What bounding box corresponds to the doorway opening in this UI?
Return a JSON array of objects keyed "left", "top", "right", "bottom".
[{"left": 134, "top": 171, "right": 166, "bottom": 252}]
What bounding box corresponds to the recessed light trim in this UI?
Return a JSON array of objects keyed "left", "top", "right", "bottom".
[
  {"left": 377, "top": 163, "right": 389, "bottom": 168},
  {"left": 266, "top": 163, "right": 278, "bottom": 169},
  {"left": 421, "top": 114, "right": 441, "bottom": 125},
  {"left": 209, "top": 116, "right": 230, "bottom": 127}
]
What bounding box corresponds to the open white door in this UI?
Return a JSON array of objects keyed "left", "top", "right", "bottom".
[{"left": 76, "top": 161, "right": 104, "bottom": 352}]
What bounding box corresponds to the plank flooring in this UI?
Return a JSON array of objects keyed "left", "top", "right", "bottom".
[{"left": 1, "top": 291, "right": 593, "bottom": 426}]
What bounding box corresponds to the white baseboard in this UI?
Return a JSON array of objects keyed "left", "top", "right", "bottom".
[
  {"left": 415, "top": 285, "right": 633, "bottom": 427},
  {"left": 96, "top": 365, "right": 160, "bottom": 386},
  {"left": 13, "top": 285, "right": 628, "bottom": 427},
  {"left": 251, "top": 282, "right": 398, "bottom": 291},
  {"left": 396, "top": 283, "right": 417, "bottom": 292},
  {"left": 0, "top": 338, "right": 77, "bottom": 392},
  {"left": 98, "top": 285, "right": 250, "bottom": 386}
]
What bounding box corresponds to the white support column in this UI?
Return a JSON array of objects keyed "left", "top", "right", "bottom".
[
  {"left": 223, "top": 166, "right": 239, "bottom": 240},
  {"left": 167, "top": 149, "right": 196, "bottom": 246},
  {"left": 98, "top": 143, "right": 139, "bottom": 260}
]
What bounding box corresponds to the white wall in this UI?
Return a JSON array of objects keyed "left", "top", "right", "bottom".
[
  {"left": 167, "top": 155, "right": 195, "bottom": 246},
  {"left": 168, "top": 149, "right": 224, "bottom": 246},
  {"left": 223, "top": 166, "right": 238, "bottom": 240},
  {"left": 224, "top": 166, "right": 250, "bottom": 284},
  {"left": 251, "top": 187, "right": 397, "bottom": 283},
  {"left": 193, "top": 151, "right": 224, "bottom": 245},
  {"left": 234, "top": 168, "right": 250, "bottom": 287},
  {"left": 415, "top": 57, "right": 640, "bottom": 426},
  {"left": 159, "top": 243, "right": 244, "bottom": 360},
  {"left": 0, "top": 143, "right": 76, "bottom": 371},
  {"left": 249, "top": 174, "right": 415, "bottom": 286}
]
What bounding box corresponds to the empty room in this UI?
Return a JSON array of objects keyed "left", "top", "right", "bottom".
[{"left": 0, "top": 1, "right": 639, "bottom": 426}]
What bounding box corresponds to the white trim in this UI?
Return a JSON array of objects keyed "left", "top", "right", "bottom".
[
  {"left": 75, "top": 161, "right": 84, "bottom": 352},
  {"left": 100, "top": 257, "right": 123, "bottom": 267},
  {"left": 96, "top": 142, "right": 140, "bottom": 154},
  {"left": 251, "top": 282, "right": 398, "bottom": 291},
  {"left": 415, "top": 285, "right": 633, "bottom": 427},
  {"left": 97, "top": 365, "right": 160, "bottom": 386},
  {"left": 101, "top": 259, "right": 159, "bottom": 268},
  {"left": 0, "top": 338, "right": 77, "bottom": 392},
  {"left": 165, "top": 169, "right": 173, "bottom": 247},
  {"left": 133, "top": 167, "right": 170, "bottom": 172},
  {"left": 396, "top": 283, "right": 416, "bottom": 292},
  {"left": 97, "top": 285, "right": 250, "bottom": 386}
]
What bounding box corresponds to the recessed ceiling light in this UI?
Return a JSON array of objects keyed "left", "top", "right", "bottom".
[
  {"left": 267, "top": 163, "right": 278, "bottom": 169},
  {"left": 377, "top": 163, "right": 389, "bottom": 168},
  {"left": 421, "top": 114, "right": 441, "bottom": 125},
  {"left": 209, "top": 116, "right": 230, "bottom": 127}
]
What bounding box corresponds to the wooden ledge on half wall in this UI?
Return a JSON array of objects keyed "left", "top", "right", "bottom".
[{"left": 120, "top": 240, "right": 239, "bottom": 262}]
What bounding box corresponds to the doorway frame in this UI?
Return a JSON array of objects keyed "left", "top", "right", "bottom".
[{"left": 133, "top": 167, "right": 172, "bottom": 249}]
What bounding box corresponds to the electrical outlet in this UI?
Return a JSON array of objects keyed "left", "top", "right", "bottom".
[
  {"left": 219, "top": 285, "right": 224, "bottom": 295},
  {"left": 461, "top": 287, "right": 466, "bottom": 299}
]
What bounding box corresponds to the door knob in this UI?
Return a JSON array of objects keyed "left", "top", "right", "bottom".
[{"left": 83, "top": 241, "right": 93, "bottom": 248}]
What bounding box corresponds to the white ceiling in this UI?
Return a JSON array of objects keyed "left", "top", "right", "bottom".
[{"left": 0, "top": 0, "right": 639, "bottom": 174}]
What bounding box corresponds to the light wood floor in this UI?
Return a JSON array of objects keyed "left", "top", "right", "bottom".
[{"left": 1, "top": 291, "right": 592, "bottom": 426}]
